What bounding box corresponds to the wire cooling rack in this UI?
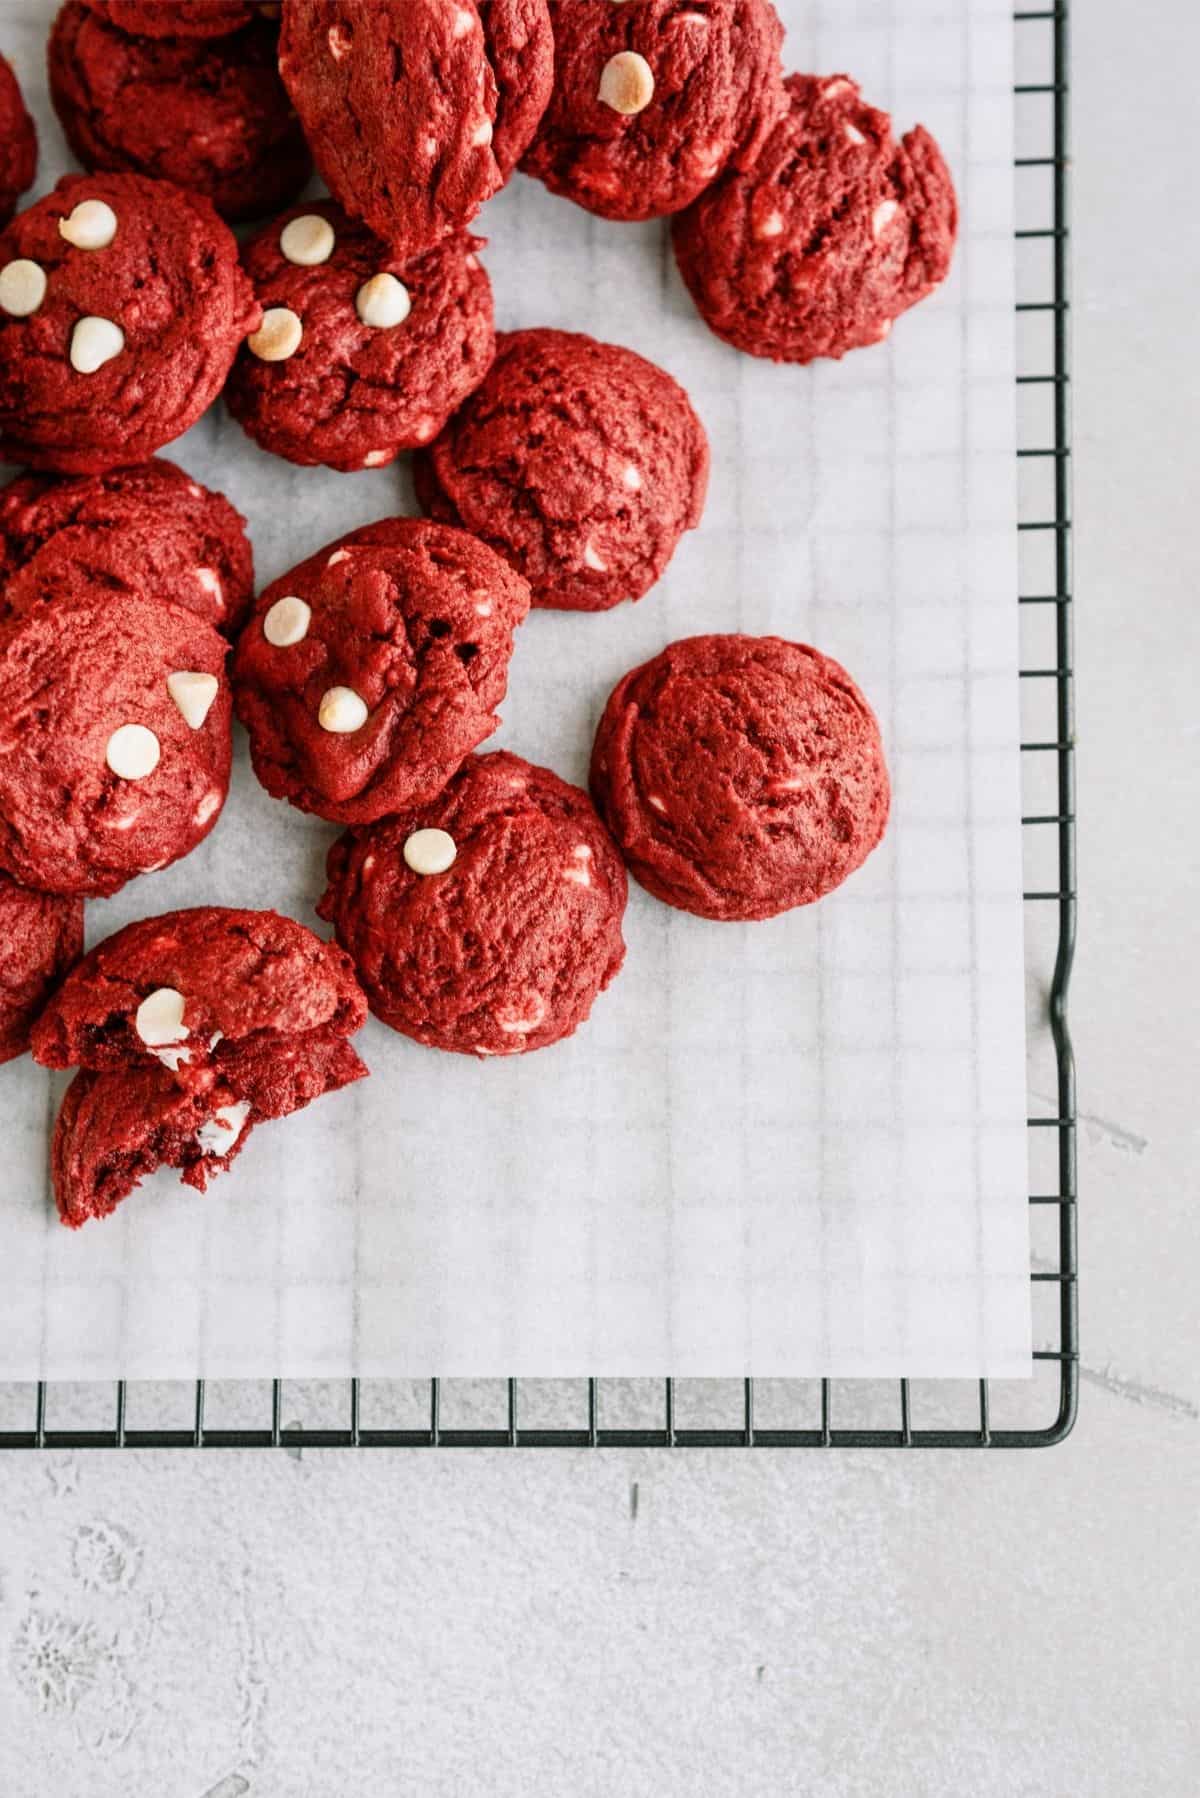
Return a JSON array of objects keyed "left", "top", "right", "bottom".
[{"left": 0, "top": 5, "right": 1075, "bottom": 1453}]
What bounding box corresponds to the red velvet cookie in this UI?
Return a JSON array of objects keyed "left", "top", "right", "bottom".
[
  {"left": 0, "top": 873, "right": 83, "bottom": 1065},
  {"left": 319, "top": 751, "right": 627, "bottom": 1058},
  {"left": 50, "top": 2, "right": 312, "bottom": 224},
  {"left": 672, "top": 73, "right": 958, "bottom": 364},
  {"left": 0, "top": 55, "right": 37, "bottom": 231},
  {"left": 82, "top": 1, "right": 259, "bottom": 37},
  {"left": 0, "top": 589, "right": 232, "bottom": 897},
  {"left": 0, "top": 171, "right": 259, "bottom": 473},
  {"left": 33, "top": 904, "right": 366, "bottom": 1076},
  {"left": 590, "top": 634, "right": 890, "bottom": 922},
  {"left": 0, "top": 458, "right": 254, "bottom": 636},
  {"left": 225, "top": 203, "right": 495, "bottom": 472},
  {"left": 521, "top": 0, "right": 784, "bottom": 222},
  {"left": 43, "top": 903, "right": 369, "bottom": 1226},
  {"left": 53, "top": 1039, "right": 366, "bottom": 1227},
  {"left": 414, "top": 328, "right": 709, "bottom": 613},
  {"left": 278, "top": 0, "right": 553, "bottom": 259},
  {"left": 233, "top": 516, "right": 530, "bottom": 824}
]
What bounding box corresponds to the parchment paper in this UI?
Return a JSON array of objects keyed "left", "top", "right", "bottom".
[{"left": 0, "top": 0, "right": 1031, "bottom": 1379}]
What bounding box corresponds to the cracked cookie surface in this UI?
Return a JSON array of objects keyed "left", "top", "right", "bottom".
[
  {"left": 225, "top": 202, "right": 495, "bottom": 472},
  {"left": 50, "top": 1, "right": 311, "bottom": 223},
  {"left": 279, "top": 0, "right": 552, "bottom": 259},
  {"left": 319, "top": 750, "right": 627, "bottom": 1058},
  {"left": 672, "top": 73, "right": 958, "bottom": 363},
  {"left": 590, "top": 633, "right": 890, "bottom": 921},
  {"left": 414, "top": 328, "right": 709, "bottom": 613},
  {"left": 521, "top": 0, "right": 785, "bottom": 221},
  {"left": 233, "top": 516, "right": 530, "bottom": 824}
]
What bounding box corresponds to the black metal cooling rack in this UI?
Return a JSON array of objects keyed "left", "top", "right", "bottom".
[{"left": 0, "top": 5, "right": 1075, "bottom": 1453}]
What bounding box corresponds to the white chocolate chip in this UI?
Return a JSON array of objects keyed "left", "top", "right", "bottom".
[
  {"left": 844, "top": 122, "right": 866, "bottom": 146},
  {"left": 195, "top": 567, "right": 223, "bottom": 604},
  {"left": 355, "top": 273, "right": 411, "bottom": 330},
  {"left": 248, "top": 306, "right": 302, "bottom": 361},
  {"left": 152, "top": 1043, "right": 191, "bottom": 1072},
  {"left": 872, "top": 199, "right": 901, "bottom": 239},
  {"left": 756, "top": 210, "right": 785, "bottom": 240},
  {"left": 563, "top": 846, "right": 594, "bottom": 888},
  {"left": 59, "top": 199, "right": 118, "bottom": 250},
  {"left": 474, "top": 599, "right": 492, "bottom": 618},
  {"left": 647, "top": 793, "right": 667, "bottom": 815},
  {"left": 263, "top": 594, "right": 311, "bottom": 646},
  {"left": 326, "top": 550, "right": 351, "bottom": 567},
  {"left": 328, "top": 21, "right": 351, "bottom": 58},
  {"left": 194, "top": 789, "right": 222, "bottom": 826},
  {"left": 196, "top": 1100, "right": 250, "bottom": 1158},
  {"left": 167, "top": 670, "right": 219, "bottom": 729},
  {"left": 403, "top": 828, "right": 457, "bottom": 876},
  {"left": 279, "top": 213, "right": 335, "bottom": 266},
  {"left": 623, "top": 463, "right": 642, "bottom": 492},
  {"left": 318, "top": 686, "right": 367, "bottom": 733},
  {"left": 70, "top": 315, "right": 124, "bottom": 374},
  {"left": 136, "top": 986, "right": 187, "bottom": 1048},
  {"left": 496, "top": 995, "right": 546, "bottom": 1035},
  {"left": 105, "top": 723, "right": 160, "bottom": 780},
  {"left": 453, "top": 7, "right": 475, "bottom": 35},
  {"left": 598, "top": 51, "right": 655, "bottom": 115},
  {"left": 823, "top": 77, "right": 853, "bottom": 98},
  {"left": 583, "top": 540, "right": 607, "bottom": 572},
  {"left": 0, "top": 259, "right": 46, "bottom": 317},
  {"left": 471, "top": 117, "right": 494, "bottom": 146},
  {"left": 187, "top": 482, "right": 203, "bottom": 498},
  {"left": 361, "top": 448, "right": 390, "bottom": 468}
]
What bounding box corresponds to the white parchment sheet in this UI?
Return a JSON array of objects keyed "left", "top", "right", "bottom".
[{"left": 0, "top": 0, "right": 1031, "bottom": 1379}]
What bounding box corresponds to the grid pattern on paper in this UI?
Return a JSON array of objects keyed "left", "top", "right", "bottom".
[{"left": 0, "top": 1, "right": 1077, "bottom": 1445}]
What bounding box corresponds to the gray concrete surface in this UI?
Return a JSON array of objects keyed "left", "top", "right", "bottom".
[{"left": 2, "top": 4, "right": 1197, "bottom": 1793}]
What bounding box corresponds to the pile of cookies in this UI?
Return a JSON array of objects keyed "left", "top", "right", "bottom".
[{"left": 0, "top": 0, "right": 955, "bottom": 1228}]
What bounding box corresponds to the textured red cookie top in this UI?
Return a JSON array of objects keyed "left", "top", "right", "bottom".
[
  {"left": 414, "top": 328, "right": 709, "bottom": 613},
  {"left": 0, "top": 55, "right": 37, "bottom": 231},
  {"left": 50, "top": 2, "right": 312, "bottom": 224},
  {"left": 53, "top": 1037, "right": 367, "bottom": 1227},
  {"left": 278, "top": 0, "right": 552, "bottom": 258},
  {"left": 233, "top": 516, "right": 530, "bottom": 823},
  {"left": 672, "top": 73, "right": 958, "bottom": 364},
  {"left": 522, "top": 0, "right": 784, "bottom": 222},
  {"left": 0, "top": 589, "right": 232, "bottom": 897},
  {"left": 83, "top": 1, "right": 259, "bottom": 37},
  {"left": 0, "top": 171, "right": 259, "bottom": 473},
  {"left": 225, "top": 203, "right": 495, "bottom": 472},
  {"left": 33, "top": 904, "right": 367, "bottom": 1073},
  {"left": 590, "top": 633, "right": 890, "bottom": 922},
  {"left": 0, "top": 873, "right": 83, "bottom": 1066},
  {"left": 0, "top": 459, "right": 254, "bottom": 636},
  {"left": 319, "top": 750, "right": 627, "bottom": 1057}
]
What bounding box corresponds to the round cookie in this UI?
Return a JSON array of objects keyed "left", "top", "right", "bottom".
[
  {"left": 278, "top": 0, "right": 553, "bottom": 259},
  {"left": 49, "top": 2, "right": 312, "bottom": 224},
  {"left": 233, "top": 517, "right": 530, "bottom": 824},
  {"left": 414, "top": 328, "right": 709, "bottom": 613},
  {"left": 590, "top": 634, "right": 890, "bottom": 922},
  {"left": 0, "top": 459, "right": 254, "bottom": 636},
  {"left": 33, "top": 904, "right": 367, "bottom": 1077},
  {"left": 225, "top": 203, "right": 495, "bottom": 472},
  {"left": 0, "top": 588, "right": 232, "bottom": 898},
  {"left": 0, "top": 55, "right": 37, "bottom": 231},
  {"left": 0, "top": 171, "right": 259, "bottom": 473},
  {"left": 319, "top": 751, "right": 628, "bottom": 1058},
  {"left": 520, "top": 0, "right": 784, "bottom": 222},
  {"left": 672, "top": 73, "right": 958, "bottom": 364},
  {"left": 0, "top": 873, "right": 84, "bottom": 1065},
  {"left": 82, "top": 1, "right": 259, "bottom": 37}
]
